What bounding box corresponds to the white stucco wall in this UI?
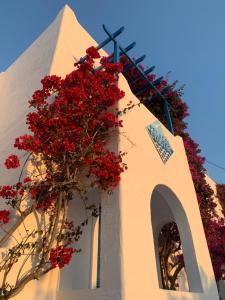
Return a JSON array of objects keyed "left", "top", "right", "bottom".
[{"left": 0, "top": 5, "right": 220, "bottom": 300}]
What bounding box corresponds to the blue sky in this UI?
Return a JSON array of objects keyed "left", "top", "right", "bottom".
[{"left": 0, "top": 0, "right": 225, "bottom": 182}]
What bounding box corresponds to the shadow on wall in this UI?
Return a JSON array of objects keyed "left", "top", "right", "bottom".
[
  {"left": 33, "top": 270, "right": 57, "bottom": 300},
  {"left": 167, "top": 267, "right": 220, "bottom": 300}
]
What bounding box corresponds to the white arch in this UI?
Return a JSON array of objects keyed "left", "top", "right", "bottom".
[{"left": 150, "top": 184, "right": 203, "bottom": 292}]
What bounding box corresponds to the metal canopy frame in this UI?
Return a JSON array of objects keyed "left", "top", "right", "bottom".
[{"left": 79, "top": 25, "right": 174, "bottom": 135}]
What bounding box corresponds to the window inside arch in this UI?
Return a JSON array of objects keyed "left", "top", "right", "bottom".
[{"left": 158, "top": 222, "right": 189, "bottom": 291}]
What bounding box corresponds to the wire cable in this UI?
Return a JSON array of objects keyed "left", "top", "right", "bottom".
[{"left": 205, "top": 160, "right": 225, "bottom": 171}]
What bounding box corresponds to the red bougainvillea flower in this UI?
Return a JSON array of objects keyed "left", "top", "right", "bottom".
[
  {"left": 4, "top": 154, "right": 20, "bottom": 169},
  {"left": 86, "top": 46, "right": 100, "bottom": 59},
  {"left": 49, "top": 246, "right": 74, "bottom": 269},
  {"left": 100, "top": 57, "right": 123, "bottom": 74},
  {"left": 23, "top": 177, "right": 32, "bottom": 183},
  {"left": 0, "top": 186, "right": 18, "bottom": 199},
  {"left": 0, "top": 210, "right": 10, "bottom": 224},
  {"left": 87, "top": 151, "right": 126, "bottom": 190},
  {"left": 12, "top": 46, "right": 125, "bottom": 193}
]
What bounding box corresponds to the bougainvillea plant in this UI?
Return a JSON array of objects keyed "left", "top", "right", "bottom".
[
  {"left": 216, "top": 184, "right": 225, "bottom": 216},
  {"left": 0, "top": 47, "right": 126, "bottom": 299},
  {"left": 121, "top": 56, "right": 225, "bottom": 288}
]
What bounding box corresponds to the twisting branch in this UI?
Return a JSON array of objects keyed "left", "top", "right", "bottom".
[{"left": 0, "top": 206, "right": 34, "bottom": 248}]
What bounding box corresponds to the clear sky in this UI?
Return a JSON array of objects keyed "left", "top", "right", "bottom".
[{"left": 0, "top": 0, "right": 225, "bottom": 182}]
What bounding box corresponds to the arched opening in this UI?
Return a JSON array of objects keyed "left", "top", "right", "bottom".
[
  {"left": 151, "top": 184, "right": 203, "bottom": 292},
  {"left": 89, "top": 205, "right": 101, "bottom": 289},
  {"left": 59, "top": 189, "right": 101, "bottom": 290}
]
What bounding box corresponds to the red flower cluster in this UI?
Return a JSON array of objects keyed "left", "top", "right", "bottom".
[
  {"left": 86, "top": 46, "right": 100, "bottom": 59},
  {"left": 87, "top": 151, "right": 126, "bottom": 190},
  {"left": 101, "top": 61, "right": 123, "bottom": 74},
  {"left": 0, "top": 210, "right": 10, "bottom": 224},
  {"left": 0, "top": 186, "right": 18, "bottom": 199},
  {"left": 49, "top": 246, "right": 74, "bottom": 269},
  {"left": 12, "top": 46, "right": 125, "bottom": 192},
  {"left": 23, "top": 177, "right": 32, "bottom": 184},
  {"left": 4, "top": 155, "right": 20, "bottom": 169},
  {"left": 205, "top": 218, "right": 225, "bottom": 279},
  {"left": 14, "top": 135, "right": 41, "bottom": 153}
]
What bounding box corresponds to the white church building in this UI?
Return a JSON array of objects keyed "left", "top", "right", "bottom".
[{"left": 0, "top": 5, "right": 223, "bottom": 300}]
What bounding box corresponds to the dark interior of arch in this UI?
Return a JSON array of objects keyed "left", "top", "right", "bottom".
[{"left": 158, "top": 221, "right": 188, "bottom": 290}]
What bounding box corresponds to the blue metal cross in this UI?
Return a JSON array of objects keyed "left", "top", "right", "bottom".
[{"left": 79, "top": 25, "right": 174, "bottom": 135}]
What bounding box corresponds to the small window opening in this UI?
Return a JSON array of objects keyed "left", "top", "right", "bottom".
[
  {"left": 59, "top": 191, "right": 101, "bottom": 290},
  {"left": 90, "top": 205, "right": 101, "bottom": 289}
]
